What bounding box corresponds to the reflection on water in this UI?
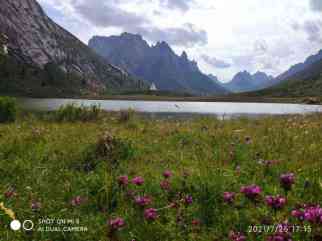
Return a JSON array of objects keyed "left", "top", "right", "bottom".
[{"left": 17, "top": 98, "right": 322, "bottom": 117}]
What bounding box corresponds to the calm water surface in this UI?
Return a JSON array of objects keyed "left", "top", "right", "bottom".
[{"left": 18, "top": 98, "right": 322, "bottom": 117}]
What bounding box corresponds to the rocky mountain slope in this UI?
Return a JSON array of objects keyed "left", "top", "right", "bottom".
[
  {"left": 250, "top": 49, "right": 322, "bottom": 98},
  {"left": 88, "top": 33, "right": 228, "bottom": 96},
  {"left": 276, "top": 49, "right": 322, "bottom": 82},
  {"left": 223, "top": 71, "right": 275, "bottom": 93},
  {"left": 254, "top": 58, "right": 322, "bottom": 98},
  {"left": 207, "top": 74, "right": 224, "bottom": 86},
  {"left": 0, "top": 0, "right": 146, "bottom": 96}
]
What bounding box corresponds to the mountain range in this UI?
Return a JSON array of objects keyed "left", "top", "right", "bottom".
[
  {"left": 251, "top": 49, "right": 322, "bottom": 98},
  {"left": 0, "top": 0, "right": 147, "bottom": 97},
  {"left": 0, "top": 0, "right": 321, "bottom": 99},
  {"left": 88, "top": 33, "right": 228, "bottom": 96}
]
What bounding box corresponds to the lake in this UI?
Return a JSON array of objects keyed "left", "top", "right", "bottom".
[{"left": 17, "top": 98, "right": 322, "bottom": 117}]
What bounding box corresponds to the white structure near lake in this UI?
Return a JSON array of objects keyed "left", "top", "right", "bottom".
[
  {"left": 150, "top": 82, "right": 157, "bottom": 91},
  {"left": 0, "top": 34, "right": 9, "bottom": 55},
  {"left": 3, "top": 44, "right": 8, "bottom": 55}
]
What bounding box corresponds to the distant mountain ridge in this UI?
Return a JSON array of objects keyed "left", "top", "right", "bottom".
[
  {"left": 223, "top": 71, "right": 275, "bottom": 93},
  {"left": 0, "top": 0, "right": 147, "bottom": 96},
  {"left": 276, "top": 49, "right": 322, "bottom": 82},
  {"left": 245, "top": 49, "right": 322, "bottom": 98},
  {"left": 88, "top": 33, "right": 228, "bottom": 95}
]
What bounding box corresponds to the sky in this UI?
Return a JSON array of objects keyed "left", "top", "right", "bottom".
[{"left": 38, "top": 0, "right": 322, "bottom": 82}]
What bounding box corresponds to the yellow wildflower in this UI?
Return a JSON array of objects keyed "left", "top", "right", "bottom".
[{"left": 0, "top": 202, "right": 16, "bottom": 220}]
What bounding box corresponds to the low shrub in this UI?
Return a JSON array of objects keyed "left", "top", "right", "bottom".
[
  {"left": 51, "top": 103, "right": 101, "bottom": 122},
  {"left": 0, "top": 96, "right": 17, "bottom": 123},
  {"left": 95, "top": 132, "right": 135, "bottom": 165},
  {"left": 118, "top": 109, "right": 136, "bottom": 123},
  {"left": 77, "top": 132, "right": 135, "bottom": 172}
]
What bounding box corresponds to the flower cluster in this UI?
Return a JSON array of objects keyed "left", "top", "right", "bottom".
[
  {"left": 265, "top": 195, "right": 287, "bottom": 210},
  {"left": 144, "top": 208, "right": 158, "bottom": 221},
  {"left": 108, "top": 217, "right": 125, "bottom": 231},
  {"left": 240, "top": 185, "right": 262, "bottom": 200},
  {"left": 132, "top": 176, "right": 144, "bottom": 186},
  {"left": 292, "top": 205, "right": 322, "bottom": 224},
  {"left": 71, "top": 196, "right": 86, "bottom": 207},
  {"left": 134, "top": 195, "right": 152, "bottom": 207},
  {"left": 280, "top": 173, "right": 295, "bottom": 191},
  {"left": 267, "top": 232, "right": 292, "bottom": 241},
  {"left": 118, "top": 175, "right": 129, "bottom": 186},
  {"left": 163, "top": 170, "right": 172, "bottom": 179},
  {"left": 160, "top": 180, "right": 171, "bottom": 191},
  {"left": 266, "top": 222, "right": 292, "bottom": 241},
  {"left": 229, "top": 231, "right": 246, "bottom": 241}
]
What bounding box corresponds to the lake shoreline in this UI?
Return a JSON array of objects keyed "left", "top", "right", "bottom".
[{"left": 6, "top": 93, "right": 321, "bottom": 105}]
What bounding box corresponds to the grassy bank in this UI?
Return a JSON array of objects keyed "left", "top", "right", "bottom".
[{"left": 0, "top": 110, "right": 321, "bottom": 241}]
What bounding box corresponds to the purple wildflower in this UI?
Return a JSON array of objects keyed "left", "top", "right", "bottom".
[
  {"left": 31, "top": 201, "right": 42, "bottom": 211},
  {"left": 291, "top": 209, "right": 305, "bottom": 221},
  {"left": 303, "top": 205, "right": 322, "bottom": 224},
  {"left": 229, "top": 231, "right": 246, "bottom": 241},
  {"left": 184, "top": 195, "right": 193, "bottom": 205},
  {"left": 223, "top": 192, "right": 236, "bottom": 204},
  {"left": 240, "top": 185, "right": 262, "bottom": 200},
  {"left": 71, "top": 196, "right": 85, "bottom": 206},
  {"left": 118, "top": 175, "right": 129, "bottom": 186},
  {"left": 134, "top": 195, "right": 152, "bottom": 207},
  {"left": 163, "top": 170, "right": 172, "bottom": 179},
  {"left": 144, "top": 208, "right": 158, "bottom": 221},
  {"left": 132, "top": 176, "right": 144, "bottom": 186},
  {"left": 4, "top": 188, "right": 16, "bottom": 199},
  {"left": 126, "top": 189, "right": 136, "bottom": 198},
  {"left": 280, "top": 173, "right": 295, "bottom": 191},
  {"left": 160, "top": 180, "right": 171, "bottom": 191},
  {"left": 265, "top": 195, "right": 287, "bottom": 209},
  {"left": 267, "top": 222, "right": 292, "bottom": 241},
  {"left": 267, "top": 234, "right": 292, "bottom": 241},
  {"left": 108, "top": 217, "right": 125, "bottom": 231}
]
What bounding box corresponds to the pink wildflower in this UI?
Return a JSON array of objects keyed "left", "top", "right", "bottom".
[
  {"left": 118, "top": 175, "right": 129, "bottom": 186},
  {"left": 163, "top": 170, "right": 172, "bottom": 179},
  {"left": 144, "top": 208, "right": 158, "bottom": 221},
  {"left": 134, "top": 195, "right": 152, "bottom": 207},
  {"left": 108, "top": 217, "right": 125, "bottom": 231},
  {"left": 223, "top": 192, "right": 236, "bottom": 204},
  {"left": 132, "top": 176, "right": 144, "bottom": 186}
]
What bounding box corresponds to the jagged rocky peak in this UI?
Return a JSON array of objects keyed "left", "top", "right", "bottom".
[
  {"left": 181, "top": 51, "right": 188, "bottom": 60},
  {"left": 224, "top": 70, "right": 276, "bottom": 93},
  {"left": 230, "top": 71, "right": 252, "bottom": 83},
  {"left": 154, "top": 41, "right": 171, "bottom": 50},
  {"left": 120, "top": 32, "right": 144, "bottom": 40},
  {"left": 88, "top": 32, "right": 229, "bottom": 95}
]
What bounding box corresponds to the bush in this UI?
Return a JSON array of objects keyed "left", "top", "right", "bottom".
[
  {"left": 52, "top": 103, "right": 101, "bottom": 122},
  {"left": 0, "top": 96, "right": 17, "bottom": 123},
  {"left": 95, "top": 132, "right": 134, "bottom": 162},
  {"left": 118, "top": 109, "right": 136, "bottom": 123}
]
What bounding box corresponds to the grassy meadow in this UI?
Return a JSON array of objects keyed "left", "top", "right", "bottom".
[{"left": 0, "top": 106, "right": 321, "bottom": 241}]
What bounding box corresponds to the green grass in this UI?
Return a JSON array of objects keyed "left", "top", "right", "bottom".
[{"left": 0, "top": 111, "right": 321, "bottom": 241}]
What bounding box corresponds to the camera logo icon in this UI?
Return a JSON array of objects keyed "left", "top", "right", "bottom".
[{"left": 10, "top": 220, "right": 34, "bottom": 231}]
